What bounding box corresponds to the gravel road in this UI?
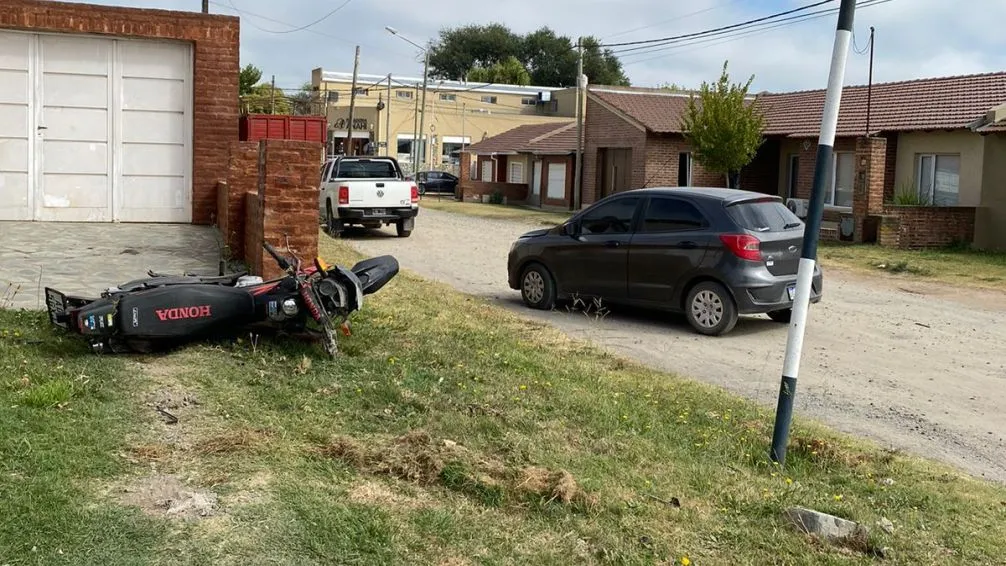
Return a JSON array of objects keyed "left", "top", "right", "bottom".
[{"left": 347, "top": 208, "right": 1006, "bottom": 482}]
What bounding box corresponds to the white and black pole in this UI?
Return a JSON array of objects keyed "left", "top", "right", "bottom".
[{"left": 770, "top": 0, "right": 857, "bottom": 465}]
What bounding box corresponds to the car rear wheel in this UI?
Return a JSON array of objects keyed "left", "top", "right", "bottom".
[
  {"left": 767, "top": 309, "right": 792, "bottom": 323},
  {"left": 685, "top": 281, "right": 738, "bottom": 336},
  {"left": 325, "top": 203, "right": 343, "bottom": 238},
  {"left": 520, "top": 263, "right": 556, "bottom": 310}
]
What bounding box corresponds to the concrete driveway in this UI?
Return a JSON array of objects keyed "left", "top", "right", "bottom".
[
  {"left": 0, "top": 222, "right": 222, "bottom": 310},
  {"left": 347, "top": 208, "right": 1006, "bottom": 483}
]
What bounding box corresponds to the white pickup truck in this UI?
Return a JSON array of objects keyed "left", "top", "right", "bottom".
[{"left": 319, "top": 156, "right": 419, "bottom": 238}]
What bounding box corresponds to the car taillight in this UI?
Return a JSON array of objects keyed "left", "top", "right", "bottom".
[
  {"left": 410, "top": 185, "right": 419, "bottom": 203},
  {"left": 338, "top": 185, "right": 349, "bottom": 205},
  {"left": 720, "top": 234, "right": 762, "bottom": 261}
]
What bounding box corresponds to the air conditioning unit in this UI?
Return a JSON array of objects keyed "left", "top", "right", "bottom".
[
  {"left": 537, "top": 91, "right": 552, "bottom": 103},
  {"left": 786, "top": 198, "right": 810, "bottom": 218}
]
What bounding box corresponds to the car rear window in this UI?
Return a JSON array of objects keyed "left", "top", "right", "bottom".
[
  {"left": 333, "top": 160, "right": 398, "bottom": 179},
  {"left": 726, "top": 200, "right": 803, "bottom": 233}
]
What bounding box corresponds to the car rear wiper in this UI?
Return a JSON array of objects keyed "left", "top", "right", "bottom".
[{"left": 783, "top": 222, "right": 802, "bottom": 229}]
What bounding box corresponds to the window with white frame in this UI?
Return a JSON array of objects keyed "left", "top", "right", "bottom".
[
  {"left": 827, "top": 151, "right": 855, "bottom": 208},
  {"left": 916, "top": 153, "right": 960, "bottom": 205},
  {"left": 509, "top": 161, "right": 524, "bottom": 184},
  {"left": 440, "top": 93, "right": 457, "bottom": 102},
  {"left": 481, "top": 95, "right": 498, "bottom": 104},
  {"left": 396, "top": 90, "right": 413, "bottom": 99},
  {"left": 521, "top": 96, "right": 536, "bottom": 105}
]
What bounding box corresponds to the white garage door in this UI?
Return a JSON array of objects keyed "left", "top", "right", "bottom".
[
  {"left": 0, "top": 30, "right": 192, "bottom": 223},
  {"left": 546, "top": 162, "right": 566, "bottom": 200}
]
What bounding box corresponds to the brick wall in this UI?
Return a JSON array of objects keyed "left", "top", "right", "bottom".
[
  {"left": 643, "top": 134, "right": 725, "bottom": 188},
  {"left": 240, "top": 140, "right": 323, "bottom": 280},
  {"left": 878, "top": 205, "right": 976, "bottom": 249},
  {"left": 1, "top": 0, "right": 240, "bottom": 225},
  {"left": 852, "top": 136, "right": 888, "bottom": 243},
  {"left": 583, "top": 96, "right": 647, "bottom": 206},
  {"left": 882, "top": 132, "right": 899, "bottom": 201},
  {"left": 217, "top": 141, "right": 259, "bottom": 259}
]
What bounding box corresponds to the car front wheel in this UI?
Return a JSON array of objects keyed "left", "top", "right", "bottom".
[
  {"left": 520, "top": 263, "right": 556, "bottom": 310},
  {"left": 685, "top": 281, "right": 738, "bottom": 336}
]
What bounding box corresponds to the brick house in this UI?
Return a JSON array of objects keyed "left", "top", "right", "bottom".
[
  {"left": 459, "top": 121, "right": 578, "bottom": 208},
  {"left": 582, "top": 73, "right": 1006, "bottom": 250},
  {"left": 0, "top": 0, "right": 239, "bottom": 225}
]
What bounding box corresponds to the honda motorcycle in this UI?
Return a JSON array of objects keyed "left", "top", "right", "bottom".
[{"left": 44, "top": 240, "right": 399, "bottom": 358}]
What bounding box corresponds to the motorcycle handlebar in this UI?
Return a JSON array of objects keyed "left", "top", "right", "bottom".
[{"left": 262, "top": 242, "right": 291, "bottom": 271}]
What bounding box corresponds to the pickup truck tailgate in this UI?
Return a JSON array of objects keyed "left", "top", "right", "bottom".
[{"left": 344, "top": 180, "right": 413, "bottom": 208}]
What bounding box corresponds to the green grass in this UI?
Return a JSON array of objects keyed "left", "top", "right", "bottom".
[
  {"left": 819, "top": 241, "right": 1006, "bottom": 291},
  {"left": 420, "top": 198, "right": 572, "bottom": 226},
  {"left": 2, "top": 237, "right": 1006, "bottom": 564}
]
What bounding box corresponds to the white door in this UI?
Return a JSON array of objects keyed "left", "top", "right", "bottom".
[
  {"left": 531, "top": 160, "right": 542, "bottom": 196},
  {"left": 0, "top": 32, "right": 33, "bottom": 220},
  {"left": 546, "top": 162, "right": 566, "bottom": 200},
  {"left": 37, "top": 34, "right": 113, "bottom": 221},
  {"left": 0, "top": 30, "right": 192, "bottom": 223},
  {"left": 118, "top": 39, "right": 192, "bottom": 222}
]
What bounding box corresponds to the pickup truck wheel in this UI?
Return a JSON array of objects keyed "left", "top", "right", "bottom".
[
  {"left": 395, "top": 220, "right": 413, "bottom": 238},
  {"left": 325, "top": 205, "right": 343, "bottom": 238}
]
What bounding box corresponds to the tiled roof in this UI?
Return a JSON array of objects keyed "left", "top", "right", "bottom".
[
  {"left": 589, "top": 72, "right": 1006, "bottom": 137},
  {"left": 464, "top": 121, "right": 577, "bottom": 155}
]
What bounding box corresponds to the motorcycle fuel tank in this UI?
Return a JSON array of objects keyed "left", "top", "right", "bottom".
[{"left": 116, "top": 285, "right": 257, "bottom": 339}]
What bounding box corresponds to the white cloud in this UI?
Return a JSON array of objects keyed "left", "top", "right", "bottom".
[{"left": 71, "top": 0, "right": 1006, "bottom": 93}]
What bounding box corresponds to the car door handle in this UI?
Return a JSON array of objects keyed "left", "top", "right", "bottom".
[
  {"left": 605, "top": 240, "right": 621, "bottom": 248},
  {"left": 679, "top": 241, "right": 697, "bottom": 249}
]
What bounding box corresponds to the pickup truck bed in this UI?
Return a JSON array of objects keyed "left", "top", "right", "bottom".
[{"left": 319, "top": 156, "right": 419, "bottom": 238}]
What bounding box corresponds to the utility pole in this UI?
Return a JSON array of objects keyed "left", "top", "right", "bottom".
[
  {"left": 345, "top": 45, "right": 361, "bottom": 156},
  {"left": 269, "top": 75, "right": 276, "bottom": 114},
  {"left": 201, "top": 0, "right": 208, "bottom": 13},
  {"left": 411, "top": 84, "right": 420, "bottom": 168},
  {"left": 417, "top": 48, "right": 430, "bottom": 170},
  {"left": 769, "top": 0, "right": 857, "bottom": 466},
  {"left": 865, "top": 26, "right": 875, "bottom": 136},
  {"left": 461, "top": 102, "right": 466, "bottom": 155},
  {"left": 573, "top": 37, "right": 585, "bottom": 211},
  {"left": 385, "top": 74, "right": 392, "bottom": 156}
]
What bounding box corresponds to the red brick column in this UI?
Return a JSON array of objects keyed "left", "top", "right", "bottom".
[
  {"left": 244, "top": 139, "right": 324, "bottom": 280},
  {"left": 853, "top": 136, "right": 888, "bottom": 243},
  {"left": 219, "top": 141, "right": 259, "bottom": 259}
]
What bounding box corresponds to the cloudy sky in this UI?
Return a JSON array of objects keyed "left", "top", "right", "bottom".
[{"left": 89, "top": 0, "right": 1005, "bottom": 93}]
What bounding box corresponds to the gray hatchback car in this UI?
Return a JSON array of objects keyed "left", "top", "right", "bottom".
[{"left": 506, "top": 187, "right": 824, "bottom": 336}]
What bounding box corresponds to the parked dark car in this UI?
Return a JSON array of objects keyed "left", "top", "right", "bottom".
[
  {"left": 506, "top": 187, "right": 823, "bottom": 336},
  {"left": 414, "top": 171, "right": 459, "bottom": 195}
]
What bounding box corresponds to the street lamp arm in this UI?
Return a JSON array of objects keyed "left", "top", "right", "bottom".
[{"left": 385, "top": 25, "right": 426, "bottom": 51}]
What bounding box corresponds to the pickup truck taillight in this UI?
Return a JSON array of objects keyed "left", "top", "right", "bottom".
[
  {"left": 410, "top": 185, "right": 419, "bottom": 203},
  {"left": 338, "top": 185, "right": 350, "bottom": 205}
]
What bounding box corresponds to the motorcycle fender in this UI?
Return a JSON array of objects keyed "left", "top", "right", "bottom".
[{"left": 117, "top": 285, "right": 256, "bottom": 339}]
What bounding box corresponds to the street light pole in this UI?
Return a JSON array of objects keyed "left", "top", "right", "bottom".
[
  {"left": 769, "top": 0, "right": 857, "bottom": 466},
  {"left": 417, "top": 49, "right": 430, "bottom": 170}
]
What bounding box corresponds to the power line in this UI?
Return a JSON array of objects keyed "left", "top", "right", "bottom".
[
  {"left": 617, "top": 0, "right": 894, "bottom": 63},
  {"left": 224, "top": 0, "right": 354, "bottom": 34},
  {"left": 600, "top": 0, "right": 748, "bottom": 41},
  {"left": 599, "top": 0, "right": 834, "bottom": 49}
]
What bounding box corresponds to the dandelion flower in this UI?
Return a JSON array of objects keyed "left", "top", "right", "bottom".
[
  {"left": 681, "top": 556, "right": 691, "bottom": 566},
  {"left": 834, "top": 494, "right": 843, "bottom": 501}
]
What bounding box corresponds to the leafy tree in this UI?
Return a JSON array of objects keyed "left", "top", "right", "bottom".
[
  {"left": 680, "top": 61, "right": 765, "bottom": 189},
  {"left": 239, "top": 63, "right": 262, "bottom": 97},
  {"left": 243, "top": 83, "right": 291, "bottom": 114},
  {"left": 659, "top": 82, "right": 689, "bottom": 92},
  {"left": 428, "top": 24, "right": 629, "bottom": 87},
  {"left": 288, "top": 82, "right": 317, "bottom": 115},
  {"left": 467, "top": 56, "right": 531, "bottom": 85}
]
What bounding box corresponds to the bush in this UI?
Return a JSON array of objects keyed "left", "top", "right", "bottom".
[{"left": 489, "top": 190, "right": 504, "bottom": 205}]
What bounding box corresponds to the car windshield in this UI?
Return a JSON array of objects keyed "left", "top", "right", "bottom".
[
  {"left": 334, "top": 160, "right": 398, "bottom": 179},
  {"left": 726, "top": 200, "right": 803, "bottom": 233}
]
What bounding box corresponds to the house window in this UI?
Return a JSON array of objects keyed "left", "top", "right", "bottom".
[
  {"left": 677, "top": 153, "right": 692, "bottom": 186},
  {"left": 481, "top": 95, "right": 498, "bottom": 104},
  {"left": 481, "top": 160, "right": 493, "bottom": 182},
  {"left": 397, "top": 90, "right": 413, "bottom": 99},
  {"left": 521, "top": 96, "right": 537, "bottom": 105},
  {"left": 326, "top": 91, "right": 339, "bottom": 103},
  {"left": 470, "top": 156, "right": 478, "bottom": 180},
  {"left": 509, "top": 161, "right": 524, "bottom": 184},
  {"left": 916, "top": 153, "right": 960, "bottom": 205},
  {"left": 353, "top": 87, "right": 369, "bottom": 96},
  {"left": 827, "top": 152, "right": 855, "bottom": 208},
  {"left": 440, "top": 93, "right": 457, "bottom": 102}
]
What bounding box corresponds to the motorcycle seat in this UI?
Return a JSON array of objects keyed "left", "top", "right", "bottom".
[{"left": 113, "top": 272, "right": 249, "bottom": 293}]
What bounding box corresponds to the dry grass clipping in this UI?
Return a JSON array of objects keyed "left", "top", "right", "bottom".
[
  {"left": 319, "top": 429, "right": 446, "bottom": 484},
  {"left": 517, "top": 466, "right": 596, "bottom": 506}
]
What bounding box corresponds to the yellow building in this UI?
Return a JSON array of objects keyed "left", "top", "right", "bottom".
[{"left": 310, "top": 68, "right": 578, "bottom": 173}]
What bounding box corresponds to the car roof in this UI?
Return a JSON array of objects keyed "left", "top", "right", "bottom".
[{"left": 620, "top": 186, "right": 783, "bottom": 205}]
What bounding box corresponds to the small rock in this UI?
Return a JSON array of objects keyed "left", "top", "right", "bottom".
[
  {"left": 876, "top": 546, "right": 893, "bottom": 559},
  {"left": 877, "top": 517, "right": 895, "bottom": 534},
  {"left": 443, "top": 439, "right": 458, "bottom": 448},
  {"left": 880, "top": 478, "right": 895, "bottom": 486},
  {"left": 785, "top": 507, "right": 868, "bottom": 542}
]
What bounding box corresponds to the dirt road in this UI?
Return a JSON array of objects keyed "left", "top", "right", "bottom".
[{"left": 347, "top": 208, "right": 1006, "bottom": 482}]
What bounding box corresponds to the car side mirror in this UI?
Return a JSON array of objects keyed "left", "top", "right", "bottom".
[{"left": 562, "top": 221, "right": 579, "bottom": 238}]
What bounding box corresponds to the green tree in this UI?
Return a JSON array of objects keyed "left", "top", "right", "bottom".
[
  {"left": 428, "top": 24, "right": 629, "bottom": 87},
  {"left": 288, "top": 82, "right": 317, "bottom": 115},
  {"left": 243, "top": 83, "right": 291, "bottom": 114},
  {"left": 467, "top": 56, "right": 531, "bottom": 85},
  {"left": 239, "top": 63, "right": 262, "bottom": 97},
  {"left": 680, "top": 61, "right": 765, "bottom": 189}
]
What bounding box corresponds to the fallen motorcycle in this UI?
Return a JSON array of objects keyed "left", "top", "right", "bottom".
[{"left": 44, "top": 240, "right": 399, "bottom": 358}]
